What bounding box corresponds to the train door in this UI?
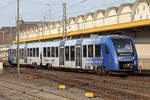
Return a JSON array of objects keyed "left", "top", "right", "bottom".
[
  {"left": 59, "top": 47, "right": 64, "bottom": 66},
  {"left": 103, "top": 44, "right": 112, "bottom": 70},
  {"left": 24, "top": 47, "right": 28, "bottom": 64},
  {"left": 76, "top": 46, "right": 82, "bottom": 68}
]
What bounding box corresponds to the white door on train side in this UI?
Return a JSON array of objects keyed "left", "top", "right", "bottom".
[
  {"left": 75, "top": 46, "right": 82, "bottom": 68},
  {"left": 59, "top": 47, "right": 65, "bottom": 67}
]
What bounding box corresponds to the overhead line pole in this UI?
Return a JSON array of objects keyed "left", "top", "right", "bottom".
[
  {"left": 17, "top": 0, "right": 20, "bottom": 76},
  {"left": 62, "top": 3, "right": 67, "bottom": 40}
]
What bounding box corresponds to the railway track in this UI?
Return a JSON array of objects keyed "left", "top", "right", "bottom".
[
  {"left": 3, "top": 61, "right": 150, "bottom": 100},
  {"left": 21, "top": 68, "right": 150, "bottom": 100},
  {"left": 0, "top": 79, "right": 78, "bottom": 100}
]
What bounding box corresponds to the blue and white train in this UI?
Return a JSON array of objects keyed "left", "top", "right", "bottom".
[{"left": 8, "top": 35, "right": 138, "bottom": 74}]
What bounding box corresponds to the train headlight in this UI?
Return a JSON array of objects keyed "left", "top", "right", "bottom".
[{"left": 115, "top": 58, "right": 118, "bottom": 62}]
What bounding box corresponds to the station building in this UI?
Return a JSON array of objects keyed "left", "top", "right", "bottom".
[{"left": 10, "top": 0, "right": 150, "bottom": 69}]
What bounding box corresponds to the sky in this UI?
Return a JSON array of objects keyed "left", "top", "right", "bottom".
[{"left": 0, "top": 0, "right": 134, "bottom": 28}]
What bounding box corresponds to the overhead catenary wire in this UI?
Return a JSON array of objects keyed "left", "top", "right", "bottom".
[
  {"left": 68, "top": 0, "right": 131, "bottom": 15},
  {"left": 42, "top": 0, "right": 126, "bottom": 21},
  {"left": 48, "top": 0, "right": 132, "bottom": 21}
]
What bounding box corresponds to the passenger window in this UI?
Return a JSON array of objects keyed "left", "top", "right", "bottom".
[
  {"left": 70, "top": 46, "right": 75, "bottom": 61},
  {"left": 30, "top": 48, "right": 32, "bottom": 57},
  {"left": 88, "top": 45, "right": 93, "bottom": 57},
  {"left": 13, "top": 50, "right": 14, "bottom": 56},
  {"left": 56, "top": 47, "right": 58, "bottom": 57},
  {"left": 47, "top": 47, "right": 50, "bottom": 57},
  {"left": 65, "top": 46, "right": 69, "bottom": 61},
  {"left": 52, "top": 47, "right": 55, "bottom": 57},
  {"left": 28, "top": 48, "right": 30, "bottom": 57},
  {"left": 20, "top": 49, "right": 22, "bottom": 59},
  {"left": 83, "top": 45, "right": 87, "bottom": 57},
  {"left": 33, "top": 48, "right": 35, "bottom": 57},
  {"left": 22, "top": 49, "right": 24, "bottom": 59},
  {"left": 36, "top": 48, "right": 39, "bottom": 57},
  {"left": 15, "top": 49, "right": 16, "bottom": 56},
  {"left": 95, "top": 45, "right": 101, "bottom": 57},
  {"left": 43, "top": 47, "right": 46, "bottom": 57},
  {"left": 14, "top": 50, "right": 15, "bottom": 56},
  {"left": 105, "top": 45, "right": 109, "bottom": 54}
]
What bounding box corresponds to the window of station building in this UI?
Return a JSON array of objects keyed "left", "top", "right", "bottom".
[
  {"left": 65, "top": 46, "right": 69, "bottom": 61},
  {"left": 52, "top": 47, "right": 55, "bottom": 57},
  {"left": 88, "top": 45, "right": 93, "bottom": 57},
  {"left": 95, "top": 44, "right": 101, "bottom": 57},
  {"left": 140, "top": 15, "right": 142, "bottom": 20},
  {"left": 36, "top": 48, "right": 39, "bottom": 57},
  {"left": 47, "top": 47, "right": 50, "bottom": 57},
  {"left": 33, "top": 48, "right": 36, "bottom": 57},
  {"left": 83, "top": 45, "right": 87, "bottom": 57},
  {"left": 30, "top": 48, "right": 32, "bottom": 57},
  {"left": 137, "top": 8, "right": 139, "bottom": 14},
  {"left": 70, "top": 46, "right": 75, "bottom": 61},
  {"left": 146, "top": 14, "right": 148, "bottom": 19},
  {"left": 56, "top": 47, "right": 58, "bottom": 57},
  {"left": 143, "top": 6, "right": 145, "bottom": 11},
  {"left": 43, "top": 47, "right": 46, "bottom": 57}
]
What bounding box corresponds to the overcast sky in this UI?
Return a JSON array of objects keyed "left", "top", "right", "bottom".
[{"left": 0, "top": 0, "right": 134, "bottom": 28}]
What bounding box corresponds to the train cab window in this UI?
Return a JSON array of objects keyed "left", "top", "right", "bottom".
[
  {"left": 56, "top": 47, "right": 58, "bottom": 57},
  {"left": 88, "top": 45, "right": 93, "bottom": 57},
  {"left": 52, "top": 47, "right": 55, "bottom": 57},
  {"left": 95, "top": 45, "right": 101, "bottom": 57},
  {"left": 33, "top": 48, "right": 36, "bottom": 57},
  {"left": 70, "top": 46, "right": 75, "bottom": 61},
  {"left": 36, "top": 48, "right": 39, "bottom": 57},
  {"left": 65, "top": 46, "right": 69, "bottom": 61},
  {"left": 105, "top": 45, "right": 109, "bottom": 54},
  {"left": 47, "top": 47, "right": 50, "bottom": 57},
  {"left": 43, "top": 47, "right": 46, "bottom": 57}
]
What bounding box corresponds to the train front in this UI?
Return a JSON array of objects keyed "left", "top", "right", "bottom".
[{"left": 111, "top": 37, "right": 138, "bottom": 72}]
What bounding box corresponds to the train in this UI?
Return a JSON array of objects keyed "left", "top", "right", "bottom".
[{"left": 8, "top": 35, "right": 138, "bottom": 74}]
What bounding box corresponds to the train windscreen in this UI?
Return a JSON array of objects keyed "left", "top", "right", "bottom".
[{"left": 112, "top": 39, "right": 133, "bottom": 56}]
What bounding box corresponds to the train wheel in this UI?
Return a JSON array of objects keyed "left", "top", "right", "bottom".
[
  {"left": 46, "top": 64, "right": 52, "bottom": 70},
  {"left": 96, "top": 67, "right": 108, "bottom": 75}
]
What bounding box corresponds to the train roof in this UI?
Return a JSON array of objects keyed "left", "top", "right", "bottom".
[
  {"left": 9, "top": 35, "right": 132, "bottom": 49},
  {"left": 27, "top": 42, "right": 42, "bottom": 48},
  {"left": 42, "top": 41, "right": 60, "bottom": 47},
  {"left": 107, "top": 35, "right": 131, "bottom": 39},
  {"left": 8, "top": 44, "right": 17, "bottom": 49}
]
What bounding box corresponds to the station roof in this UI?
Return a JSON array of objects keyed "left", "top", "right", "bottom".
[{"left": 13, "top": 19, "right": 150, "bottom": 43}]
